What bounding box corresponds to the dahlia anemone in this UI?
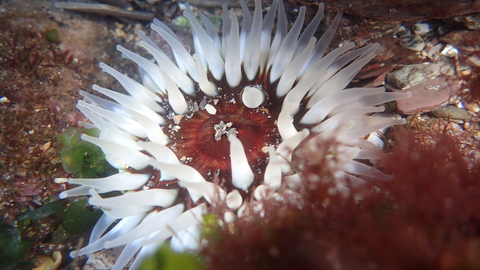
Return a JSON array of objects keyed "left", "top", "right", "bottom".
[{"left": 59, "top": 0, "right": 410, "bottom": 269}]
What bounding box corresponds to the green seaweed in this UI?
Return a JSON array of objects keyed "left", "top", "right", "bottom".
[
  {"left": 59, "top": 127, "right": 117, "bottom": 178},
  {"left": 62, "top": 200, "right": 103, "bottom": 234},
  {"left": 201, "top": 213, "right": 222, "bottom": 243},
  {"left": 0, "top": 222, "right": 33, "bottom": 270},
  {"left": 44, "top": 29, "right": 59, "bottom": 43},
  {"left": 17, "top": 200, "right": 66, "bottom": 221},
  {"left": 140, "top": 244, "right": 205, "bottom": 270}
]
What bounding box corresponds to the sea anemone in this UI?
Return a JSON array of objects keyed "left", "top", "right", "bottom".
[{"left": 59, "top": 0, "right": 410, "bottom": 269}]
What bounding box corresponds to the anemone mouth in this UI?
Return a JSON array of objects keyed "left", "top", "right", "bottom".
[{"left": 170, "top": 95, "right": 279, "bottom": 192}]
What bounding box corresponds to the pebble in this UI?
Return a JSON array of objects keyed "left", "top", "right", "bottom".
[
  {"left": 386, "top": 62, "right": 463, "bottom": 114},
  {"left": 412, "top": 21, "right": 441, "bottom": 36},
  {"left": 453, "top": 13, "right": 480, "bottom": 30},
  {"left": 33, "top": 251, "right": 61, "bottom": 270},
  {"left": 432, "top": 106, "right": 472, "bottom": 120},
  {"left": 395, "top": 25, "right": 425, "bottom": 52},
  {"left": 115, "top": 28, "right": 125, "bottom": 37},
  {"left": 466, "top": 55, "right": 480, "bottom": 67},
  {"left": 392, "top": 76, "right": 462, "bottom": 114},
  {"left": 83, "top": 249, "right": 117, "bottom": 270},
  {"left": 465, "top": 102, "right": 480, "bottom": 113},
  {"left": 412, "top": 22, "right": 432, "bottom": 36},
  {"left": 440, "top": 44, "right": 458, "bottom": 57},
  {"left": 386, "top": 62, "right": 454, "bottom": 90},
  {"left": 439, "top": 30, "right": 480, "bottom": 52},
  {"left": 399, "top": 33, "right": 425, "bottom": 52}
]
